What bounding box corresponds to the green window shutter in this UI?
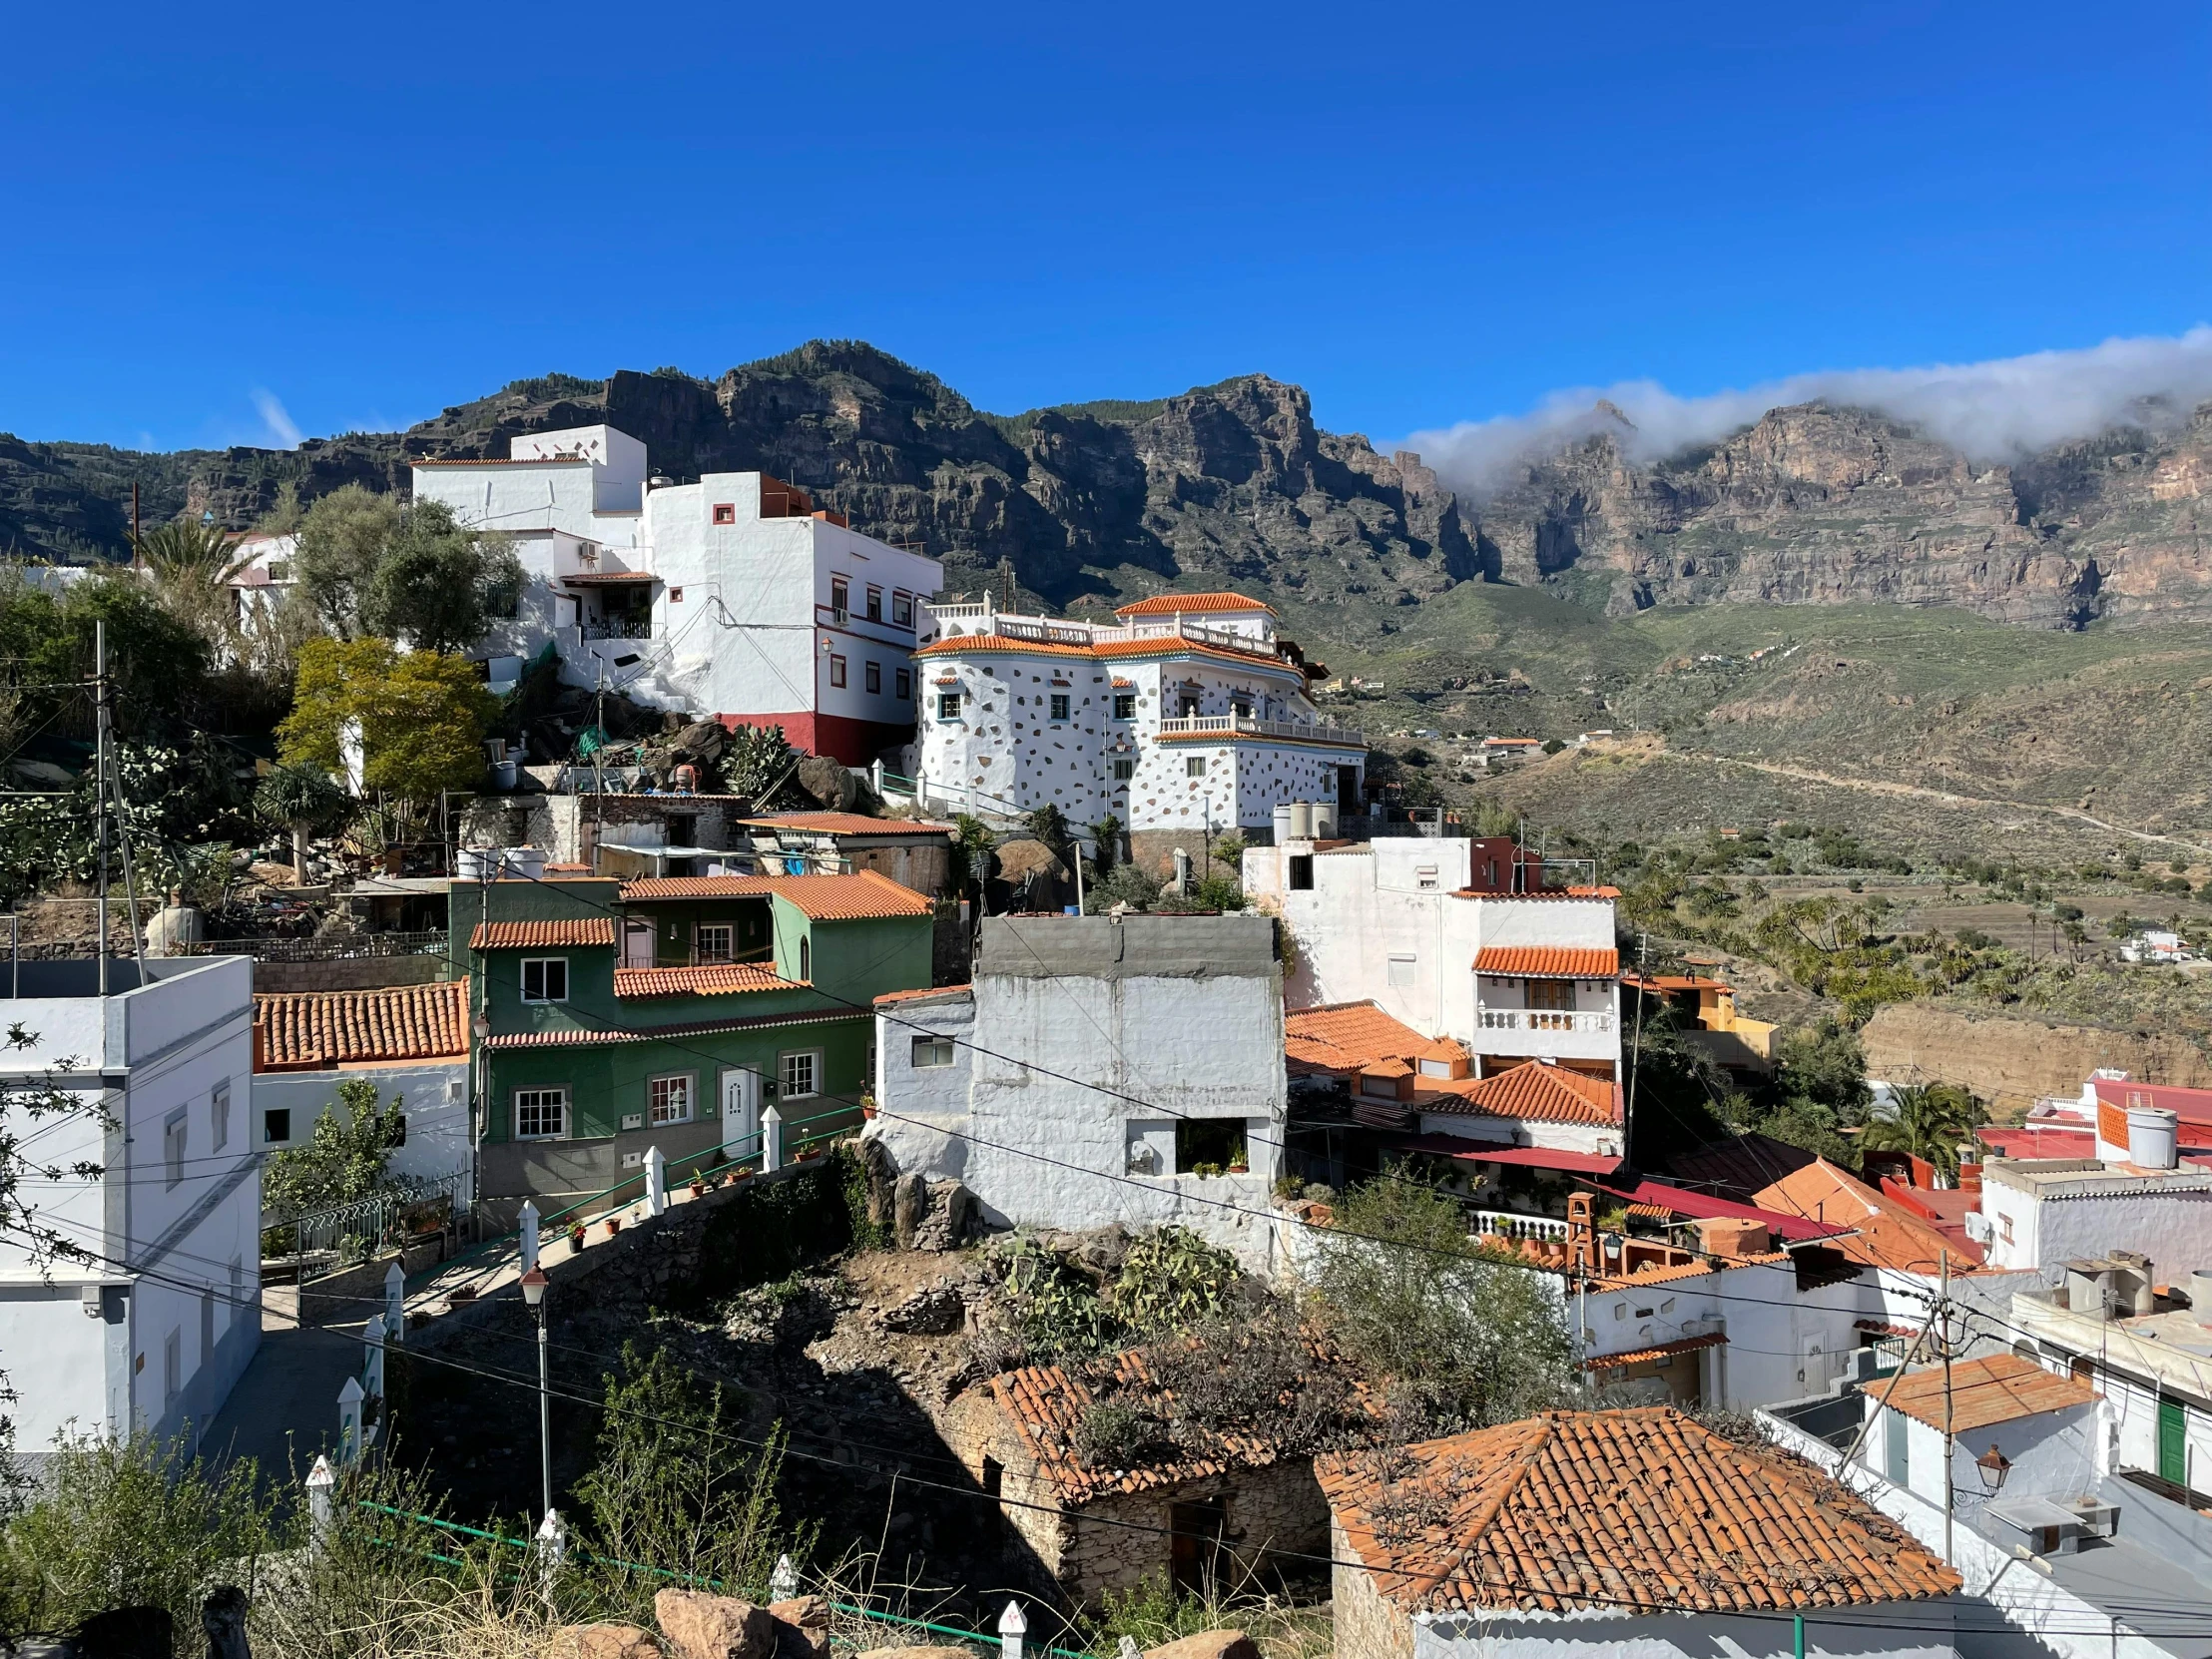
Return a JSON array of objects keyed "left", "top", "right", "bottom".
[
  {"left": 2159, "top": 1399, "right": 2187, "bottom": 1486},
  {"left": 1886, "top": 1409, "right": 1911, "bottom": 1486}
]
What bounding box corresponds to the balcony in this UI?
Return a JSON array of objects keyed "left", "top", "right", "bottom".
[
  {"left": 1476, "top": 1009, "right": 1614, "bottom": 1034},
  {"left": 583, "top": 617, "right": 654, "bottom": 641},
  {"left": 1156, "top": 714, "right": 1366, "bottom": 748}
]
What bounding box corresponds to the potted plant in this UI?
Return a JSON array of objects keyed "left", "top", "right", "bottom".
[
  {"left": 606, "top": 1215, "right": 623, "bottom": 1238},
  {"left": 568, "top": 1222, "right": 586, "bottom": 1252},
  {"left": 689, "top": 1175, "right": 706, "bottom": 1199},
  {"left": 860, "top": 1092, "right": 878, "bottom": 1121}
]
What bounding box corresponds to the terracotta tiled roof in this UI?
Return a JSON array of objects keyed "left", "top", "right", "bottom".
[
  {"left": 1284, "top": 1001, "right": 1433, "bottom": 1074},
  {"left": 874, "top": 984, "right": 972, "bottom": 1005},
  {"left": 740, "top": 812, "right": 953, "bottom": 836},
  {"left": 1869, "top": 1355, "right": 2097, "bottom": 1434},
  {"left": 1473, "top": 945, "right": 1620, "bottom": 978},
  {"left": 1582, "top": 1332, "right": 1728, "bottom": 1371},
  {"left": 613, "top": 963, "right": 798, "bottom": 999},
  {"left": 913, "top": 632, "right": 1294, "bottom": 675},
  {"left": 619, "top": 870, "right": 933, "bottom": 918},
  {"left": 1112, "top": 591, "right": 1278, "bottom": 617},
  {"left": 1319, "top": 1408, "right": 1958, "bottom": 1615},
  {"left": 254, "top": 981, "right": 470, "bottom": 1070},
  {"left": 1752, "top": 1159, "right": 1977, "bottom": 1274},
  {"left": 1425, "top": 1062, "right": 1621, "bottom": 1126},
  {"left": 480, "top": 1007, "right": 862, "bottom": 1049},
  {"left": 470, "top": 917, "right": 616, "bottom": 949}
]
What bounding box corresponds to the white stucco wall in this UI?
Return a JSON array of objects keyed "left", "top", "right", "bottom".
[
  {"left": 1978, "top": 1172, "right": 2212, "bottom": 1274},
  {"left": 1407, "top": 1603, "right": 1958, "bottom": 1659},
  {"left": 252, "top": 1060, "right": 471, "bottom": 1190}
]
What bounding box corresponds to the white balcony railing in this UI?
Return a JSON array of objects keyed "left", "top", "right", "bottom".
[
  {"left": 1476, "top": 1009, "right": 1615, "bottom": 1034},
  {"left": 1472, "top": 1210, "right": 1570, "bottom": 1243},
  {"left": 1156, "top": 714, "right": 1366, "bottom": 748}
]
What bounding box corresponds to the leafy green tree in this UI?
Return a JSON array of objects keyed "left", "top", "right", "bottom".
[
  {"left": 1306, "top": 1169, "right": 1573, "bottom": 1433},
  {"left": 254, "top": 763, "right": 352, "bottom": 871},
  {"left": 133, "top": 520, "right": 256, "bottom": 645},
  {"left": 262, "top": 1078, "right": 405, "bottom": 1217},
  {"left": 359, "top": 500, "right": 523, "bottom": 656},
  {"left": 947, "top": 813, "right": 997, "bottom": 893},
  {"left": 292, "top": 483, "right": 401, "bottom": 638},
  {"left": 1088, "top": 813, "right": 1124, "bottom": 874},
  {"left": 277, "top": 638, "right": 496, "bottom": 804},
  {"left": 1862, "top": 1082, "right": 1984, "bottom": 1179}
]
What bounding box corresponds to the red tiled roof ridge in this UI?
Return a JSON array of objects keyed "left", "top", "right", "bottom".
[
  {"left": 613, "top": 963, "right": 799, "bottom": 999},
  {"left": 740, "top": 812, "right": 954, "bottom": 835},
  {"left": 254, "top": 980, "right": 469, "bottom": 1069},
  {"left": 1473, "top": 944, "right": 1620, "bottom": 978},
  {"left": 470, "top": 917, "right": 616, "bottom": 949},
  {"left": 1112, "top": 591, "right": 1278, "bottom": 617}
]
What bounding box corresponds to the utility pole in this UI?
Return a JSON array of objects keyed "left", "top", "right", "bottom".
[
  {"left": 1625, "top": 931, "right": 1648, "bottom": 1165},
  {"left": 94, "top": 621, "right": 111, "bottom": 995},
  {"left": 1939, "top": 1248, "right": 1956, "bottom": 1565}
]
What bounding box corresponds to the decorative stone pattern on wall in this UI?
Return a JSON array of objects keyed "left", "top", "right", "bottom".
[{"left": 1329, "top": 1513, "right": 1416, "bottom": 1659}]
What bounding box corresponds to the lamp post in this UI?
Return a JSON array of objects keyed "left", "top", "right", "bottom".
[
  {"left": 1976, "top": 1443, "right": 2011, "bottom": 1495},
  {"left": 521, "top": 1267, "right": 551, "bottom": 1519}
]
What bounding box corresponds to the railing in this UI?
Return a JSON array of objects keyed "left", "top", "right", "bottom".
[
  {"left": 264, "top": 1169, "right": 469, "bottom": 1263},
  {"left": 184, "top": 929, "right": 449, "bottom": 963},
  {"left": 1155, "top": 714, "right": 1366, "bottom": 747},
  {"left": 988, "top": 616, "right": 1099, "bottom": 648},
  {"left": 924, "top": 601, "right": 991, "bottom": 619},
  {"left": 1476, "top": 1008, "right": 1615, "bottom": 1034},
  {"left": 1472, "top": 1210, "right": 1570, "bottom": 1243},
  {"left": 582, "top": 617, "right": 653, "bottom": 640}
]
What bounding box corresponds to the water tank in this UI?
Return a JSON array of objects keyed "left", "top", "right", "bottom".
[
  {"left": 2191, "top": 1270, "right": 2212, "bottom": 1328},
  {"left": 1288, "top": 801, "right": 1314, "bottom": 840},
  {"left": 492, "top": 758, "right": 519, "bottom": 791},
  {"left": 457, "top": 846, "right": 547, "bottom": 883},
  {"left": 2128, "top": 1106, "right": 2179, "bottom": 1170},
  {"left": 1313, "top": 801, "right": 1339, "bottom": 837},
  {"left": 1273, "top": 804, "right": 1294, "bottom": 844}
]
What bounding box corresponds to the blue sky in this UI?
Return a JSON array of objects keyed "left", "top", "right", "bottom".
[{"left": 6, "top": 0, "right": 2209, "bottom": 454}]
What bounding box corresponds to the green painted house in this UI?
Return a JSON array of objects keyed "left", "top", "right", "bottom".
[{"left": 463, "top": 868, "right": 935, "bottom": 1219}]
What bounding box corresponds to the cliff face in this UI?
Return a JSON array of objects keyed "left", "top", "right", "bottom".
[{"left": 6, "top": 342, "right": 2210, "bottom": 631}]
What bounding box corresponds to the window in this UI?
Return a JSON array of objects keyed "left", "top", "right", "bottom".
[
  {"left": 1186, "top": 756, "right": 1208, "bottom": 778},
  {"left": 981, "top": 1455, "right": 1003, "bottom": 1498},
  {"left": 2000, "top": 1214, "right": 2014, "bottom": 1243},
  {"left": 799, "top": 936, "right": 812, "bottom": 979},
  {"left": 164, "top": 1329, "right": 181, "bottom": 1406},
  {"left": 1113, "top": 693, "right": 1137, "bottom": 720},
  {"left": 1288, "top": 854, "right": 1314, "bottom": 890},
  {"left": 1885, "top": 1409, "right": 1911, "bottom": 1485},
  {"left": 514, "top": 1088, "right": 568, "bottom": 1140},
  {"left": 1386, "top": 953, "right": 1416, "bottom": 988},
  {"left": 1049, "top": 693, "right": 1070, "bottom": 721},
  {"left": 521, "top": 958, "right": 569, "bottom": 1003},
  {"left": 264, "top": 1108, "right": 291, "bottom": 1146},
  {"left": 895, "top": 669, "right": 911, "bottom": 700},
  {"left": 212, "top": 1080, "right": 231, "bottom": 1153},
  {"left": 865, "top": 587, "right": 882, "bottom": 622},
  {"left": 1178, "top": 696, "right": 1200, "bottom": 718},
  {"left": 713, "top": 503, "right": 736, "bottom": 525},
  {"left": 911, "top": 1034, "right": 955, "bottom": 1068},
  {"left": 830, "top": 580, "right": 849, "bottom": 619},
  {"left": 1415, "top": 863, "right": 1438, "bottom": 890},
  {"left": 1112, "top": 759, "right": 1135, "bottom": 782},
  {"left": 1526, "top": 978, "right": 1574, "bottom": 1011},
  {"left": 669, "top": 586, "right": 684, "bottom": 603},
  {"left": 865, "top": 660, "right": 881, "bottom": 694},
  {"left": 200, "top": 1288, "right": 214, "bottom": 1368},
  {"left": 936, "top": 692, "right": 962, "bottom": 720},
  {"left": 649, "top": 1074, "right": 695, "bottom": 1126},
  {"left": 829, "top": 654, "right": 847, "bottom": 689},
  {"left": 781, "top": 1050, "right": 821, "bottom": 1100},
  {"left": 1174, "top": 1118, "right": 1244, "bottom": 1174},
  {"left": 1231, "top": 699, "right": 1252, "bottom": 717},
  {"left": 696, "top": 924, "right": 734, "bottom": 963},
  {"left": 892, "top": 592, "right": 914, "bottom": 626},
  {"left": 164, "top": 1109, "right": 187, "bottom": 1189}
]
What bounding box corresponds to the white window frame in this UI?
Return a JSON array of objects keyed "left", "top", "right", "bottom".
[
  {"left": 780, "top": 1050, "right": 822, "bottom": 1101},
  {"left": 513, "top": 1087, "right": 569, "bottom": 1141},
  {"left": 1049, "top": 693, "right": 1070, "bottom": 721},
  {"left": 212, "top": 1079, "right": 231, "bottom": 1153},
  {"left": 695, "top": 923, "right": 735, "bottom": 963},
  {"left": 1113, "top": 692, "right": 1137, "bottom": 720},
  {"left": 649, "top": 1072, "right": 696, "bottom": 1127},
  {"left": 936, "top": 691, "right": 962, "bottom": 720},
  {"left": 520, "top": 957, "right": 569, "bottom": 1004},
  {"left": 164, "top": 1108, "right": 188, "bottom": 1189},
  {"left": 911, "top": 1034, "right": 955, "bottom": 1068},
  {"left": 1386, "top": 953, "right": 1417, "bottom": 988}
]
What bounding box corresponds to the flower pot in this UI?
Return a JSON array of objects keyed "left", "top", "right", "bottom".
[
  {"left": 567, "top": 1225, "right": 585, "bottom": 1251},
  {"left": 1228, "top": 1163, "right": 1249, "bottom": 1175},
  {"left": 689, "top": 1180, "right": 705, "bottom": 1198},
  {"left": 606, "top": 1216, "right": 623, "bottom": 1238}
]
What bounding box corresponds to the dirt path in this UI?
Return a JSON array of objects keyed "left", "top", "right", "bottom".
[{"left": 1671, "top": 752, "right": 2212, "bottom": 858}]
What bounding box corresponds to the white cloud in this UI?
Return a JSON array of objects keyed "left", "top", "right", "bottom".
[
  {"left": 250, "top": 388, "right": 304, "bottom": 450},
  {"left": 1399, "top": 326, "right": 2212, "bottom": 496}
]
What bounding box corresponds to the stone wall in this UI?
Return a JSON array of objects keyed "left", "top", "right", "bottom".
[
  {"left": 252, "top": 954, "right": 450, "bottom": 994},
  {"left": 1065, "top": 1458, "right": 1329, "bottom": 1603},
  {"left": 1330, "top": 1513, "right": 1415, "bottom": 1659}
]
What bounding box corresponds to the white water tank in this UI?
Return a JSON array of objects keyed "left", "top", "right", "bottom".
[
  {"left": 1313, "top": 800, "right": 1339, "bottom": 837},
  {"left": 457, "top": 845, "right": 547, "bottom": 883},
  {"left": 1288, "top": 801, "right": 1314, "bottom": 840},
  {"left": 2128, "top": 1106, "right": 2179, "bottom": 1170},
  {"left": 2190, "top": 1270, "right": 2212, "bottom": 1328},
  {"left": 1273, "top": 804, "right": 1294, "bottom": 844}
]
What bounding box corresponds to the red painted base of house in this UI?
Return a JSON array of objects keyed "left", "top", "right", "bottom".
[{"left": 716, "top": 711, "right": 914, "bottom": 767}]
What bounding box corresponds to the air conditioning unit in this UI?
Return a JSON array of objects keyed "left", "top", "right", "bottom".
[{"left": 1964, "top": 1210, "right": 1993, "bottom": 1244}]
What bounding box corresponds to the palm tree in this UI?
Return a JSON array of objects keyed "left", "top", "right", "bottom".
[
  {"left": 1861, "top": 1082, "right": 1984, "bottom": 1179},
  {"left": 134, "top": 519, "right": 257, "bottom": 645}
]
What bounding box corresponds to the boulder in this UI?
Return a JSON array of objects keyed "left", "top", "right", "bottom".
[
  {"left": 992, "top": 838, "right": 1066, "bottom": 882},
  {"left": 549, "top": 1625, "right": 663, "bottom": 1659},
  {"left": 796, "top": 756, "right": 859, "bottom": 812},
  {"left": 653, "top": 1591, "right": 775, "bottom": 1659},
  {"left": 767, "top": 1598, "right": 831, "bottom": 1659},
  {"left": 1143, "top": 1633, "right": 1261, "bottom": 1659},
  {"left": 853, "top": 1648, "right": 972, "bottom": 1659},
  {"left": 894, "top": 1175, "right": 973, "bottom": 1252},
  {"left": 880, "top": 1282, "right": 965, "bottom": 1335},
  {"left": 860, "top": 1135, "right": 899, "bottom": 1228}
]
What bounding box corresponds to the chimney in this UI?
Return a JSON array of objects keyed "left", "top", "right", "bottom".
[{"left": 1696, "top": 1217, "right": 1770, "bottom": 1259}]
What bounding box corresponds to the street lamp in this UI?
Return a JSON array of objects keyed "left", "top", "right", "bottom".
[
  {"left": 1975, "top": 1443, "right": 2011, "bottom": 1495},
  {"left": 521, "top": 1267, "right": 551, "bottom": 1519}
]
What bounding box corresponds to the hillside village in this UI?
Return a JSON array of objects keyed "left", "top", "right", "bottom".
[{"left": 5, "top": 417, "right": 2212, "bottom": 1659}]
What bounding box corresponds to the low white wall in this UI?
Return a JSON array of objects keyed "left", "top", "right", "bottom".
[{"left": 1409, "top": 1604, "right": 1958, "bottom": 1659}]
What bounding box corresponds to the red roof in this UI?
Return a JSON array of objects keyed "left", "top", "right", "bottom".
[
  {"left": 613, "top": 963, "right": 798, "bottom": 999},
  {"left": 1427, "top": 1063, "right": 1621, "bottom": 1126},
  {"left": 1112, "top": 591, "right": 1277, "bottom": 617},
  {"left": 1583, "top": 1332, "right": 1728, "bottom": 1371},
  {"left": 1870, "top": 1355, "right": 2098, "bottom": 1433},
  {"left": 1391, "top": 1136, "right": 1624, "bottom": 1176},
  {"left": 618, "top": 870, "right": 933, "bottom": 919},
  {"left": 1752, "top": 1159, "right": 1980, "bottom": 1272},
  {"left": 470, "top": 917, "right": 616, "bottom": 950},
  {"left": 1474, "top": 945, "right": 1620, "bottom": 978},
  {"left": 2089, "top": 1077, "right": 2212, "bottom": 1117},
  {"left": 1589, "top": 1178, "right": 1850, "bottom": 1244},
  {"left": 254, "top": 981, "right": 469, "bottom": 1070}
]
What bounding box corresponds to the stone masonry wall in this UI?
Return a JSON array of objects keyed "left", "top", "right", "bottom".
[
  {"left": 1063, "top": 1458, "right": 1330, "bottom": 1604},
  {"left": 1330, "top": 1512, "right": 1415, "bottom": 1659}
]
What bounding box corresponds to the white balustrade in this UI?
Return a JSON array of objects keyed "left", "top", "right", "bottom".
[
  {"left": 1471, "top": 1210, "right": 1571, "bottom": 1243},
  {"left": 1474, "top": 1009, "right": 1614, "bottom": 1033}
]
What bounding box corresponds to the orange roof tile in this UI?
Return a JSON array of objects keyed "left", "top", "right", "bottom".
[
  {"left": 254, "top": 981, "right": 469, "bottom": 1070},
  {"left": 874, "top": 984, "right": 972, "bottom": 1005},
  {"left": 739, "top": 812, "right": 953, "bottom": 836},
  {"left": 1427, "top": 1062, "right": 1620, "bottom": 1125},
  {"left": 470, "top": 917, "right": 616, "bottom": 950},
  {"left": 1474, "top": 945, "right": 1620, "bottom": 977},
  {"left": 619, "top": 870, "right": 933, "bottom": 919},
  {"left": 1582, "top": 1332, "right": 1728, "bottom": 1371},
  {"left": 1112, "top": 591, "right": 1278, "bottom": 617},
  {"left": 1284, "top": 1000, "right": 1434, "bottom": 1074},
  {"left": 1869, "top": 1355, "right": 2097, "bottom": 1434},
  {"left": 1319, "top": 1408, "right": 1958, "bottom": 1615},
  {"left": 613, "top": 963, "right": 798, "bottom": 999},
  {"left": 913, "top": 632, "right": 1295, "bottom": 675},
  {"left": 1751, "top": 1160, "right": 1976, "bottom": 1274}
]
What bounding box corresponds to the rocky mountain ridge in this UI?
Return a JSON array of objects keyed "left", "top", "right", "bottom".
[{"left": 6, "top": 341, "right": 2210, "bottom": 631}]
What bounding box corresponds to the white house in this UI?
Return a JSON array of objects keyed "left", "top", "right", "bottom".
[
  {"left": 250, "top": 981, "right": 473, "bottom": 1200},
  {"left": 1975, "top": 1155, "right": 2212, "bottom": 1274},
  {"left": 863, "top": 913, "right": 1289, "bottom": 1272},
  {"left": 411, "top": 425, "right": 944, "bottom": 764},
  {"left": 1245, "top": 834, "right": 1622, "bottom": 1083},
  {"left": 0, "top": 957, "right": 260, "bottom": 1457},
  {"left": 1320, "top": 1407, "right": 1961, "bottom": 1659},
  {"left": 911, "top": 591, "right": 1365, "bottom": 846}
]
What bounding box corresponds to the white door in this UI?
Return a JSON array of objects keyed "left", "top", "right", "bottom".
[
  {"left": 622, "top": 919, "right": 655, "bottom": 968},
  {"left": 721, "top": 1067, "right": 761, "bottom": 1162}
]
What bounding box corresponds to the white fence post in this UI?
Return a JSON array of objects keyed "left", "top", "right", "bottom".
[
  {"left": 997, "top": 1599, "right": 1026, "bottom": 1659},
  {"left": 384, "top": 1260, "right": 405, "bottom": 1344},
  {"left": 305, "top": 1454, "right": 335, "bottom": 1555},
  {"left": 762, "top": 1105, "right": 785, "bottom": 1173},
  {"left": 645, "top": 1146, "right": 667, "bottom": 1218},
  {"left": 362, "top": 1313, "right": 385, "bottom": 1401},
  {"left": 519, "top": 1199, "right": 540, "bottom": 1273},
  {"left": 337, "top": 1376, "right": 364, "bottom": 1467}
]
